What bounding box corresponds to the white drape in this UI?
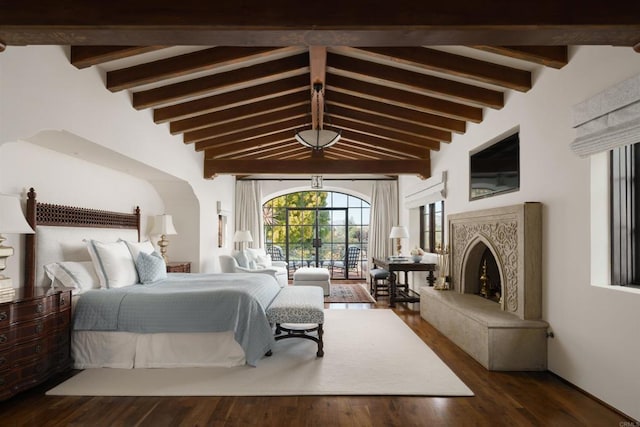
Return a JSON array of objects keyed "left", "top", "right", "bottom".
[
  {"left": 235, "top": 181, "right": 263, "bottom": 249},
  {"left": 369, "top": 181, "right": 398, "bottom": 263}
]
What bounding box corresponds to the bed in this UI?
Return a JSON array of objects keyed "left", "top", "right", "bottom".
[{"left": 23, "top": 188, "right": 281, "bottom": 368}]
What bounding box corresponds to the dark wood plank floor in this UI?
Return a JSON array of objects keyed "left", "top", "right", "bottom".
[{"left": 0, "top": 292, "right": 633, "bottom": 426}]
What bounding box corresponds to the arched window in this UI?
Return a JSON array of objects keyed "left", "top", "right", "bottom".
[{"left": 263, "top": 191, "right": 370, "bottom": 280}]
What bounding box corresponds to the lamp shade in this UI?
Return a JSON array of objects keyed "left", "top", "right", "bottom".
[
  {"left": 233, "top": 230, "right": 253, "bottom": 243},
  {"left": 295, "top": 128, "right": 341, "bottom": 150},
  {"left": 0, "top": 194, "right": 34, "bottom": 234},
  {"left": 150, "top": 214, "right": 177, "bottom": 235},
  {"left": 389, "top": 226, "right": 409, "bottom": 239}
]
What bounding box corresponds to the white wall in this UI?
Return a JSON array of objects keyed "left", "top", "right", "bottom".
[
  {"left": 399, "top": 46, "right": 640, "bottom": 420},
  {"left": 0, "top": 46, "right": 234, "bottom": 277}
]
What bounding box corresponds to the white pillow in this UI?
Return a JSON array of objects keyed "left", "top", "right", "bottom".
[
  {"left": 245, "top": 248, "right": 265, "bottom": 264},
  {"left": 234, "top": 251, "right": 249, "bottom": 268},
  {"left": 86, "top": 240, "right": 138, "bottom": 288},
  {"left": 43, "top": 261, "right": 100, "bottom": 294},
  {"left": 122, "top": 240, "right": 155, "bottom": 260},
  {"left": 136, "top": 251, "right": 167, "bottom": 284},
  {"left": 256, "top": 254, "right": 272, "bottom": 268}
]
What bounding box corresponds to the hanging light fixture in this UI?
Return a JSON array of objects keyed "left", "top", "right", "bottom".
[{"left": 295, "top": 82, "right": 341, "bottom": 150}]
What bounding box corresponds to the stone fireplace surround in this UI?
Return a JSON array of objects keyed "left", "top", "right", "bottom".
[{"left": 420, "top": 203, "right": 549, "bottom": 371}]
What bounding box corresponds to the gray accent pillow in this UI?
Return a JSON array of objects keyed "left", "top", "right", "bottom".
[{"left": 136, "top": 251, "right": 168, "bottom": 284}]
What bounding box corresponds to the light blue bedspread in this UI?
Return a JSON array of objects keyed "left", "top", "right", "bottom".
[{"left": 73, "top": 273, "right": 281, "bottom": 366}]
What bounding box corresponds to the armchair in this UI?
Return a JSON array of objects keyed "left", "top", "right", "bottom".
[{"left": 219, "top": 251, "right": 288, "bottom": 287}]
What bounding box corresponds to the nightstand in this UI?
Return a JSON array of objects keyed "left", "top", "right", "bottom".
[
  {"left": 0, "top": 288, "right": 72, "bottom": 401},
  {"left": 166, "top": 261, "right": 191, "bottom": 273}
]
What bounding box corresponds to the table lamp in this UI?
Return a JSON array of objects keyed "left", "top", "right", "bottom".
[
  {"left": 151, "top": 214, "right": 177, "bottom": 263},
  {"left": 0, "top": 193, "right": 35, "bottom": 288},
  {"left": 233, "top": 230, "right": 253, "bottom": 251},
  {"left": 389, "top": 226, "right": 409, "bottom": 257}
]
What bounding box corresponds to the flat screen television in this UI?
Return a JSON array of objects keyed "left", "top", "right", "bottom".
[{"left": 469, "top": 133, "right": 520, "bottom": 200}]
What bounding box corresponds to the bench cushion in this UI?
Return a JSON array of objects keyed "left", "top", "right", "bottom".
[
  {"left": 293, "top": 267, "right": 330, "bottom": 281},
  {"left": 266, "top": 286, "right": 324, "bottom": 325},
  {"left": 369, "top": 268, "right": 389, "bottom": 279}
]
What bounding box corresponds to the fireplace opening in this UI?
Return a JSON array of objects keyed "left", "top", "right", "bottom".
[
  {"left": 478, "top": 248, "right": 502, "bottom": 303},
  {"left": 461, "top": 240, "right": 503, "bottom": 305}
]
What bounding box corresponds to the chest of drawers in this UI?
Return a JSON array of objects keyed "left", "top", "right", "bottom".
[{"left": 0, "top": 288, "right": 72, "bottom": 400}]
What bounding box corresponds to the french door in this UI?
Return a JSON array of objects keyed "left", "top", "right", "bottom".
[{"left": 286, "top": 207, "right": 356, "bottom": 279}]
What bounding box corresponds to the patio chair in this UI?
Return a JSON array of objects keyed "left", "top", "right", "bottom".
[{"left": 330, "top": 246, "right": 361, "bottom": 277}]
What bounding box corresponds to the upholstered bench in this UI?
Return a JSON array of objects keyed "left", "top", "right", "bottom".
[
  {"left": 369, "top": 268, "right": 389, "bottom": 299},
  {"left": 266, "top": 285, "right": 325, "bottom": 357},
  {"left": 292, "top": 267, "right": 331, "bottom": 296}
]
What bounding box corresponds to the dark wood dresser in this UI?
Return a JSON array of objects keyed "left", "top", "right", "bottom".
[
  {"left": 166, "top": 261, "right": 191, "bottom": 273},
  {"left": 0, "top": 288, "right": 72, "bottom": 400}
]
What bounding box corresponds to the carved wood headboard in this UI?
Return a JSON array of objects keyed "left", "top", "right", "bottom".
[{"left": 23, "top": 188, "right": 140, "bottom": 296}]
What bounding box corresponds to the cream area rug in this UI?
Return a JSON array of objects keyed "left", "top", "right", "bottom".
[{"left": 47, "top": 310, "right": 473, "bottom": 397}]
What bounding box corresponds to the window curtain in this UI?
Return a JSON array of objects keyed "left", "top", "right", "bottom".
[
  {"left": 235, "top": 180, "right": 263, "bottom": 249},
  {"left": 369, "top": 181, "right": 398, "bottom": 263}
]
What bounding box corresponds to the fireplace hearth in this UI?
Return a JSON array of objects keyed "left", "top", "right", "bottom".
[{"left": 420, "top": 203, "right": 549, "bottom": 371}]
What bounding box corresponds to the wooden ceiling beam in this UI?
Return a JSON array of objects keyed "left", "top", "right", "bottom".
[
  {"left": 153, "top": 74, "right": 309, "bottom": 123},
  {"left": 70, "top": 46, "right": 166, "bottom": 69},
  {"left": 332, "top": 118, "right": 439, "bottom": 151},
  {"left": 472, "top": 46, "right": 568, "bottom": 69},
  {"left": 327, "top": 92, "right": 466, "bottom": 133},
  {"left": 202, "top": 130, "right": 293, "bottom": 159},
  {"left": 2, "top": 2, "right": 640, "bottom": 47},
  {"left": 334, "top": 133, "right": 425, "bottom": 158},
  {"left": 327, "top": 52, "right": 504, "bottom": 109},
  {"left": 133, "top": 53, "right": 309, "bottom": 109},
  {"left": 204, "top": 158, "right": 431, "bottom": 179},
  {"left": 343, "top": 47, "right": 531, "bottom": 92},
  {"left": 108, "top": 46, "right": 303, "bottom": 91},
  {"left": 169, "top": 91, "right": 309, "bottom": 134},
  {"left": 195, "top": 118, "right": 305, "bottom": 151},
  {"left": 236, "top": 143, "right": 309, "bottom": 160},
  {"left": 183, "top": 104, "right": 308, "bottom": 144},
  {"left": 328, "top": 104, "right": 452, "bottom": 142},
  {"left": 327, "top": 73, "right": 483, "bottom": 122}
]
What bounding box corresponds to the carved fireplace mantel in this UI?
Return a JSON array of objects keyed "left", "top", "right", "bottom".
[{"left": 449, "top": 202, "right": 542, "bottom": 320}]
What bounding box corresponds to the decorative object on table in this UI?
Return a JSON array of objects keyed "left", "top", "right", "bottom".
[
  {"left": 434, "top": 243, "right": 450, "bottom": 290},
  {"left": 233, "top": 230, "right": 253, "bottom": 251},
  {"left": 389, "top": 225, "right": 409, "bottom": 257},
  {"left": 0, "top": 193, "right": 35, "bottom": 291},
  {"left": 151, "top": 214, "right": 177, "bottom": 264},
  {"left": 410, "top": 246, "right": 425, "bottom": 263}
]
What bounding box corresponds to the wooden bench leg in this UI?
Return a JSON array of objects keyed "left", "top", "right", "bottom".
[
  {"left": 274, "top": 323, "right": 325, "bottom": 357},
  {"left": 316, "top": 324, "right": 324, "bottom": 357}
]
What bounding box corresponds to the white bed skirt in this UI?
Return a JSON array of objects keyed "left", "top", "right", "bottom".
[{"left": 72, "top": 331, "right": 246, "bottom": 369}]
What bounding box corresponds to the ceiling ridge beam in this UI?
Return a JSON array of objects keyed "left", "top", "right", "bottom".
[
  {"left": 327, "top": 51, "right": 504, "bottom": 109},
  {"left": 153, "top": 74, "right": 309, "bottom": 123},
  {"left": 133, "top": 53, "right": 309, "bottom": 109},
  {"left": 107, "top": 46, "right": 303, "bottom": 91}
]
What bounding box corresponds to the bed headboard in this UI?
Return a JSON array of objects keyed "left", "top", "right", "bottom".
[{"left": 24, "top": 188, "right": 141, "bottom": 295}]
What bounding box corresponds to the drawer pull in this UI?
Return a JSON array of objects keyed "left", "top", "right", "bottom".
[
  {"left": 0, "top": 335, "right": 6, "bottom": 344},
  {"left": 0, "top": 311, "right": 6, "bottom": 321},
  {"left": 36, "top": 303, "right": 44, "bottom": 313},
  {"left": 35, "top": 344, "right": 42, "bottom": 354},
  {"left": 35, "top": 323, "right": 43, "bottom": 334},
  {"left": 60, "top": 296, "right": 66, "bottom": 306}
]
